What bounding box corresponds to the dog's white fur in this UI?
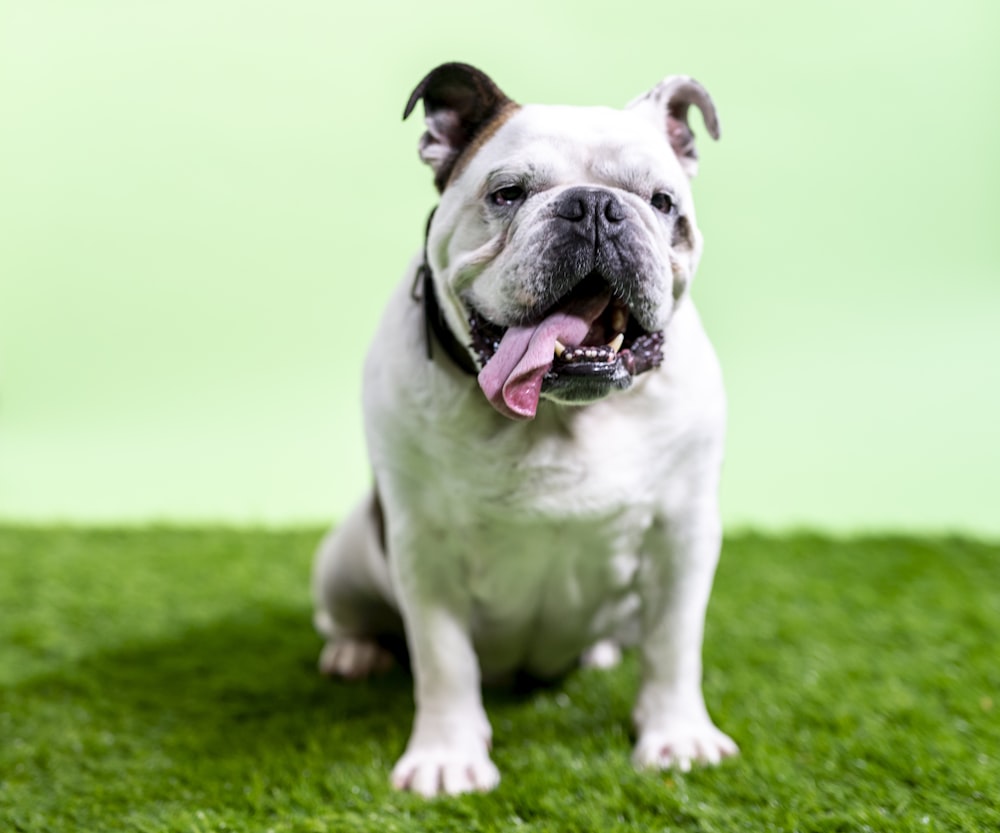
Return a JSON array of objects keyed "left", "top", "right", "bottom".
[{"left": 313, "top": 69, "right": 736, "bottom": 797}]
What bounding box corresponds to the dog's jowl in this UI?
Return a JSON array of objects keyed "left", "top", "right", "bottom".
[{"left": 312, "top": 63, "right": 736, "bottom": 797}]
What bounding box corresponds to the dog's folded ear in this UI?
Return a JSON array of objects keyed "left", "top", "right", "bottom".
[
  {"left": 404, "top": 63, "right": 517, "bottom": 192},
  {"left": 627, "top": 77, "right": 720, "bottom": 178}
]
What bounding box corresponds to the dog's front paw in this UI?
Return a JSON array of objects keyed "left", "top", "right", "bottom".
[
  {"left": 391, "top": 745, "right": 500, "bottom": 797},
  {"left": 632, "top": 721, "right": 738, "bottom": 772},
  {"left": 318, "top": 636, "right": 394, "bottom": 679}
]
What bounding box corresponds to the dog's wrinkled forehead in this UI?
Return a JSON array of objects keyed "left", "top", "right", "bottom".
[{"left": 456, "top": 105, "right": 686, "bottom": 193}]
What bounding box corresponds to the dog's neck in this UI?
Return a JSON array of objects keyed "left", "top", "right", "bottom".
[{"left": 414, "top": 207, "right": 480, "bottom": 377}]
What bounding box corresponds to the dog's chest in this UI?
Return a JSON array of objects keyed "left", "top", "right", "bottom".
[
  {"left": 389, "top": 402, "right": 664, "bottom": 676},
  {"left": 460, "top": 504, "right": 648, "bottom": 677}
]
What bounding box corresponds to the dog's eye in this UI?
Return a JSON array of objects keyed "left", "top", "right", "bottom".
[
  {"left": 490, "top": 186, "right": 526, "bottom": 207},
  {"left": 651, "top": 192, "right": 675, "bottom": 214}
]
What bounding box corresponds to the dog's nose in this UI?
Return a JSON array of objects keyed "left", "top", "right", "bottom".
[{"left": 554, "top": 188, "right": 626, "bottom": 225}]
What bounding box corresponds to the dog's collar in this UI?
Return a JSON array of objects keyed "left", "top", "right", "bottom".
[{"left": 413, "top": 208, "right": 480, "bottom": 377}]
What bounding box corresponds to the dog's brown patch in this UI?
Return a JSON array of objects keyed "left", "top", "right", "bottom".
[
  {"left": 671, "top": 214, "right": 695, "bottom": 250},
  {"left": 443, "top": 101, "right": 521, "bottom": 191}
]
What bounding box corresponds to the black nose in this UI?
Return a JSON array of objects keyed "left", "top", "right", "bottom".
[
  {"left": 541, "top": 186, "right": 646, "bottom": 309},
  {"left": 554, "top": 187, "right": 627, "bottom": 225}
]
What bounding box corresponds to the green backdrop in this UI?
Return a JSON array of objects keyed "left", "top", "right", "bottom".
[{"left": 2, "top": 0, "right": 998, "bottom": 534}]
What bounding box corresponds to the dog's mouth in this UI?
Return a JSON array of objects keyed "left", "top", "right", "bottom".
[{"left": 470, "top": 273, "right": 664, "bottom": 420}]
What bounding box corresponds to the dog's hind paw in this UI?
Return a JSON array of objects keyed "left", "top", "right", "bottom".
[
  {"left": 318, "top": 636, "right": 394, "bottom": 679},
  {"left": 632, "top": 721, "right": 738, "bottom": 772},
  {"left": 580, "top": 639, "right": 623, "bottom": 670}
]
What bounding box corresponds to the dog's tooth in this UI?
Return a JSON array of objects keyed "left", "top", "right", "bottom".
[
  {"left": 554, "top": 339, "right": 566, "bottom": 357},
  {"left": 611, "top": 308, "right": 628, "bottom": 333},
  {"left": 608, "top": 333, "right": 625, "bottom": 353}
]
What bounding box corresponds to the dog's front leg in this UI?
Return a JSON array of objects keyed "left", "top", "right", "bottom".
[
  {"left": 632, "top": 503, "right": 738, "bottom": 772},
  {"left": 389, "top": 550, "right": 499, "bottom": 797}
]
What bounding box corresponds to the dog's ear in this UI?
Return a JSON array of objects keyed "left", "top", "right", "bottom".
[
  {"left": 627, "top": 77, "right": 720, "bottom": 178},
  {"left": 404, "top": 63, "right": 516, "bottom": 192}
]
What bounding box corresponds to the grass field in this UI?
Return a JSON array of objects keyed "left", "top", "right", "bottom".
[{"left": 0, "top": 527, "right": 997, "bottom": 832}]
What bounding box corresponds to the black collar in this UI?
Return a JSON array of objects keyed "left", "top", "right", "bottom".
[{"left": 413, "top": 208, "right": 480, "bottom": 377}]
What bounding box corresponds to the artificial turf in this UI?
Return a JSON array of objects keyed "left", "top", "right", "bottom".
[{"left": 0, "top": 527, "right": 996, "bottom": 833}]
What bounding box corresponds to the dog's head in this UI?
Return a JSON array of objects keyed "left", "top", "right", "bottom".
[{"left": 404, "top": 63, "right": 720, "bottom": 420}]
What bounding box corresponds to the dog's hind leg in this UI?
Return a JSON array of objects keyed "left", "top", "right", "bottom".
[
  {"left": 580, "top": 639, "right": 623, "bottom": 670},
  {"left": 312, "top": 489, "right": 401, "bottom": 678}
]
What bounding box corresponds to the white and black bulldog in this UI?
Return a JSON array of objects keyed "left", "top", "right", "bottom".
[{"left": 313, "top": 62, "right": 737, "bottom": 797}]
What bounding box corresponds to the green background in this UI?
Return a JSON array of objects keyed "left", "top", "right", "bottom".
[{"left": 2, "top": 0, "right": 998, "bottom": 533}]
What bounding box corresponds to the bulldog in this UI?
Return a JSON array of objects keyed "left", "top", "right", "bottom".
[{"left": 312, "top": 62, "right": 737, "bottom": 797}]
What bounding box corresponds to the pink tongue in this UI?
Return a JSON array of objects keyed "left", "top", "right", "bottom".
[{"left": 478, "top": 291, "right": 611, "bottom": 420}]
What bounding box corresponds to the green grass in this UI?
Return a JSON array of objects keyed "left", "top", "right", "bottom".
[{"left": 1, "top": 528, "right": 997, "bottom": 832}]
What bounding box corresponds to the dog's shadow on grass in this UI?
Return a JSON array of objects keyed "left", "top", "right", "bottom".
[
  {"left": 11, "top": 606, "right": 423, "bottom": 769},
  {"left": 10, "top": 604, "right": 597, "bottom": 781}
]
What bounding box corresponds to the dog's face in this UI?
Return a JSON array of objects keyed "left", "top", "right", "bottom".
[{"left": 405, "top": 64, "right": 719, "bottom": 419}]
